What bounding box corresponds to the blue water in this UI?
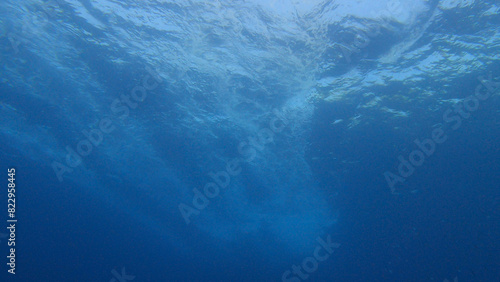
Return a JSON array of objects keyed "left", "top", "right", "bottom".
[{"left": 0, "top": 0, "right": 499, "bottom": 281}]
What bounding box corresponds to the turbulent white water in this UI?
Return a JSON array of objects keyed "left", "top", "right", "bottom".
[{"left": 1, "top": 0, "right": 498, "bottom": 260}]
